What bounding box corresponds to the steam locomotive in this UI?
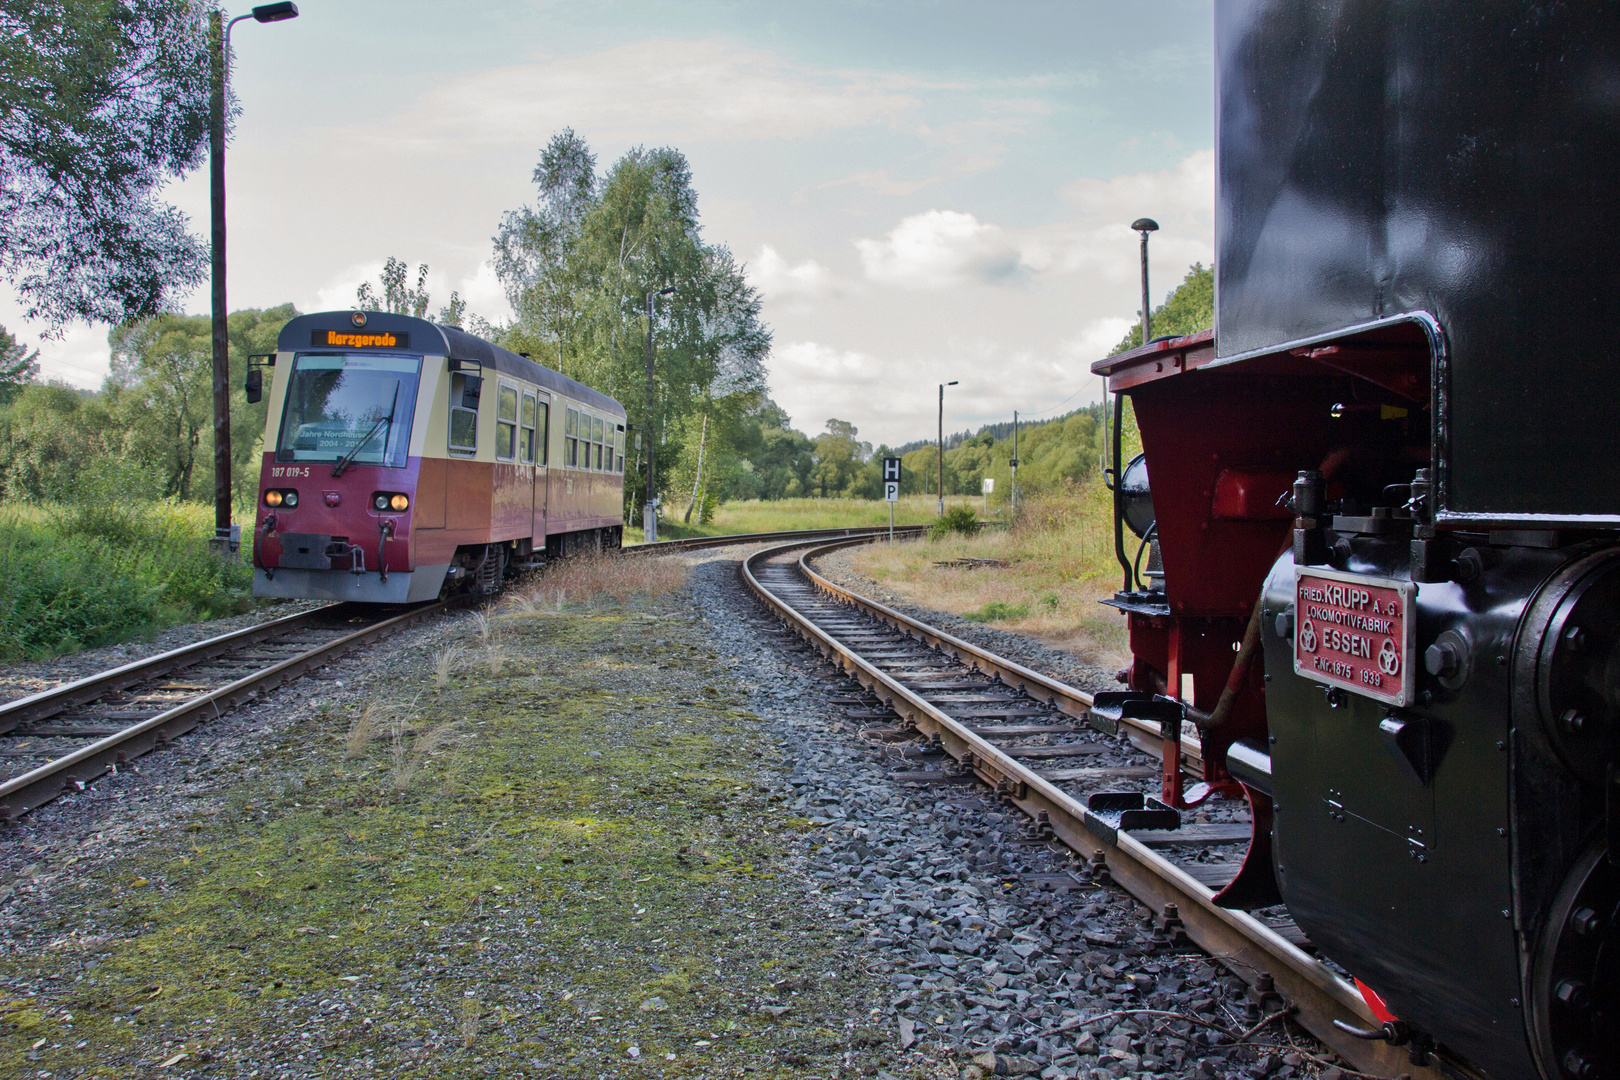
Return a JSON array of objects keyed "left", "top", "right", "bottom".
[
  {"left": 1093, "top": 5, "right": 1620, "bottom": 1077},
  {"left": 247, "top": 312, "right": 627, "bottom": 603}
]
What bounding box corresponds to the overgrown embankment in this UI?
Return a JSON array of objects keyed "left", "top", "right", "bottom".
[
  {"left": 844, "top": 488, "right": 1129, "bottom": 667},
  {"left": 0, "top": 498, "right": 255, "bottom": 659},
  {"left": 0, "top": 558, "right": 918, "bottom": 1079}
]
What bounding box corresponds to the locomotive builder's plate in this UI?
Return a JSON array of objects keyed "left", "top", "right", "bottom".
[{"left": 1293, "top": 566, "right": 1416, "bottom": 707}]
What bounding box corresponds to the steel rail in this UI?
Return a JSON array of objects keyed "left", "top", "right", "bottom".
[
  {"left": 0, "top": 604, "right": 345, "bottom": 734},
  {"left": 0, "top": 600, "right": 450, "bottom": 821},
  {"left": 741, "top": 536, "right": 1450, "bottom": 1080},
  {"left": 624, "top": 523, "right": 930, "bottom": 556}
]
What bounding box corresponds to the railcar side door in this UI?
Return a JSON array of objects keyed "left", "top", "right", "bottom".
[{"left": 526, "top": 391, "right": 550, "bottom": 543}]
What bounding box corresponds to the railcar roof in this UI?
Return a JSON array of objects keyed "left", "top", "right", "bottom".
[{"left": 277, "top": 312, "right": 627, "bottom": 418}]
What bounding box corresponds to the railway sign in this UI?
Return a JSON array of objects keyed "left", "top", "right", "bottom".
[
  {"left": 1292, "top": 566, "right": 1415, "bottom": 707},
  {"left": 884, "top": 481, "right": 899, "bottom": 503},
  {"left": 883, "top": 457, "right": 902, "bottom": 483}
]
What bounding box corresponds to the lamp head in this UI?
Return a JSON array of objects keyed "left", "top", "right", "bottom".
[
  {"left": 251, "top": 2, "right": 299, "bottom": 22},
  {"left": 947, "top": 380, "right": 959, "bottom": 386},
  {"left": 1131, "top": 217, "right": 1160, "bottom": 234},
  {"left": 658, "top": 286, "right": 677, "bottom": 296}
]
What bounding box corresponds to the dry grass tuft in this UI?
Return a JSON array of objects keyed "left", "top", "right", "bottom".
[
  {"left": 501, "top": 553, "right": 688, "bottom": 615},
  {"left": 432, "top": 645, "right": 464, "bottom": 688},
  {"left": 389, "top": 718, "right": 460, "bottom": 792},
  {"left": 343, "top": 702, "right": 390, "bottom": 760},
  {"left": 459, "top": 996, "right": 481, "bottom": 1048}
]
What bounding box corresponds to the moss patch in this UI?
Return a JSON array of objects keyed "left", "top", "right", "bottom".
[{"left": 0, "top": 596, "right": 950, "bottom": 1078}]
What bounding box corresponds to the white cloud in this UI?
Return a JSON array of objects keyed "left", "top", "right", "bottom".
[
  {"left": 854, "top": 210, "right": 1025, "bottom": 290},
  {"left": 748, "top": 245, "right": 841, "bottom": 306},
  {"left": 849, "top": 151, "right": 1214, "bottom": 296},
  {"left": 400, "top": 38, "right": 924, "bottom": 147}
]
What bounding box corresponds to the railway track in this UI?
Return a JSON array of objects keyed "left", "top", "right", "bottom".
[
  {"left": 0, "top": 526, "right": 925, "bottom": 825},
  {"left": 741, "top": 535, "right": 1448, "bottom": 1080},
  {"left": 0, "top": 599, "right": 453, "bottom": 821}
]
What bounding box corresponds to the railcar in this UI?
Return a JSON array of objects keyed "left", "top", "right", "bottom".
[
  {"left": 1092, "top": 5, "right": 1620, "bottom": 1078},
  {"left": 247, "top": 311, "right": 626, "bottom": 602}
]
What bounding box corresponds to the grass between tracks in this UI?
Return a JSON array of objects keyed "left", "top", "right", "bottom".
[
  {"left": 845, "top": 486, "right": 1131, "bottom": 669},
  {"left": 0, "top": 557, "right": 941, "bottom": 1079},
  {"left": 625, "top": 494, "right": 987, "bottom": 544}
]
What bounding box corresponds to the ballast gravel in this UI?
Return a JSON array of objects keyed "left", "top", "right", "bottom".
[
  {"left": 0, "top": 544, "right": 1340, "bottom": 1080},
  {"left": 689, "top": 549, "right": 1331, "bottom": 1080}
]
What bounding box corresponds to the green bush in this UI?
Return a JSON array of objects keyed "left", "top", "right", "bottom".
[
  {"left": 962, "top": 600, "right": 1029, "bottom": 623},
  {"left": 928, "top": 504, "right": 980, "bottom": 540},
  {"left": 0, "top": 499, "right": 256, "bottom": 659}
]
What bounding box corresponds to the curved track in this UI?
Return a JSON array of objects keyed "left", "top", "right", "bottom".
[
  {"left": 742, "top": 535, "right": 1451, "bottom": 1080},
  {"left": 0, "top": 600, "right": 451, "bottom": 821}
]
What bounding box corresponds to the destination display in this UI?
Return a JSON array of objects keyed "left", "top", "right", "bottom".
[
  {"left": 1293, "top": 567, "right": 1415, "bottom": 707},
  {"left": 311, "top": 329, "right": 411, "bottom": 349}
]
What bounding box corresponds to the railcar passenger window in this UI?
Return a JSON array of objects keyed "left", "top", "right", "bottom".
[
  {"left": 496, "top": 385, "right": 518, "bottom": 461},
  {"left": 449, "top": 372, "right": 478, "bottom": 454},
  {"left": 520, "top": 392, "right": 537, "bottom": 465},
  {"left": 536, "top": 402, "right": 549, "bottom": 465},
  {"left": 615, "top": 427, "right": 625, "bottom": 473},
  {"left": 565, "top": 407, "right": 579, "bottom": 467},
  {"left": 593, "top": 416, "right": 604, "bottom": 470}
]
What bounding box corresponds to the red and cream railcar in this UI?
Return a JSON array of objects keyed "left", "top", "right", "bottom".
[{"left": 249, "top": 311, "right": 626, "bottom": 603}]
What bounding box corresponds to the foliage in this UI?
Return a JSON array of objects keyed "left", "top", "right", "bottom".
[
  {"left": 962, "top": 600, "right": 1029, "bottom": 623},
  {"left": 356, "top": 257, "right": 432, "bottom": 317},
  {"left": 492, "top": 131, "right": 771, "bottom": 520},
  {"left": 0, "top": 0, "right": 214, "bottom": 327},
  {"left": 0, "top": 326, "right": 40, "bottom": 405},
  {"left": 928, "top": 504, "right": 980, "bottom": 540},
  {"left": 1111, "top": 262, "right": 1214, "bottom": 354},
  {"left": 0, "top": 304, "right": 293, "bottom": 503},
  {"left": 0, "top": 495, "right": 255, "bottom": 659}
]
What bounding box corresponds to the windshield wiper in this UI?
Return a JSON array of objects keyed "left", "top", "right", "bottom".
[{"left": 331, "top": 381, "right": 400, "bottom": 478}]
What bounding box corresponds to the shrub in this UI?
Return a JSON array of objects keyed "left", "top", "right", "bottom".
[
  {"left": 962, "top": 600, "right": 1030, "bottom": 623},
  {"left": 928, "top": 504, "right": 979, "bottom": 540}
]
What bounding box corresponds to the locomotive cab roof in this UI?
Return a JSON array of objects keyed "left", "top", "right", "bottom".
[{"left": 277, "top": 311, "right": 626, "bottom": 419}]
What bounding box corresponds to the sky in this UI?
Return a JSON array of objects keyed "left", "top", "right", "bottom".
[{"left": 11, "top": 0, "right": 1216, "bottom": 448}]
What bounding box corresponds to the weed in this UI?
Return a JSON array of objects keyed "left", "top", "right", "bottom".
[
  {"left": 962, "top": 601, "right": 1030, "bottom": 623},
  {"left": 927, "top": 504, "right": 980, "bottom": 540},
  {"left": 459, "top": 996, "right": 481, "bottom": 1048},
  {"left": 389, "top": 718, "right": 459, "bottom": 792},
  {"left": 432, "top": 646, "right": 464, "bottom": 688},
  {"left": 1038, "top": 591, "right": 1060, "bottom": 612},
  {"left": 344, "top": 703, "right": 389, "bottom": 759},
  {"left": 504, "top": 554, "right": 688, "bottom": 613}
]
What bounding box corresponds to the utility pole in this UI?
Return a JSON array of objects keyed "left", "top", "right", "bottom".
[
  {"left": 209, "top": 2, "right": 299, "bottom": 555},
  {"left": 644, "top": 286, "right": 676, "bottom": 541},
  {"left": 1011, "top": 410, "right": 1019, "bottom": 518},
  {"left": 937, "top": 380, "right": 957, "bottom": 516}
]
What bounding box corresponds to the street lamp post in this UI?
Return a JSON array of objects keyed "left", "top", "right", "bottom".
[
  {"left": 1131, "top": 217, "right": 1159, "bottom": 348},
  {"left": 210, "top": 2, "right": 299, "bottom": 555},
  {"left": 937, "top": 380, "right": 958, "bottom": 517},
  {"left": 643, "top": 286, "right": 676, "bottom": 542}
]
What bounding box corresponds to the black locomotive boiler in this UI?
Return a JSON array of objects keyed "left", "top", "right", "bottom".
[{"left": 1089, "top": 5, "right": 1620, "bottom": 1077}]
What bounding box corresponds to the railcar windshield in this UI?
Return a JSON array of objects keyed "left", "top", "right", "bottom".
[{"left": 276, "top": 353, "right": 421, "bottom": 467}]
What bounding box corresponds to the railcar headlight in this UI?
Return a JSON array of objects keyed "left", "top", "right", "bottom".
[
  {"left": 389, "top": 494, "right": 409, "bottom": 511},
  {"left": 265, "top": 490, "right": 283, "bottom": 507},
  {"left": 374, "top": 494, "right": 389, "bottom": 511},
  {"left": 282, "top": 490, "right": 298, "bottom": 508}
]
